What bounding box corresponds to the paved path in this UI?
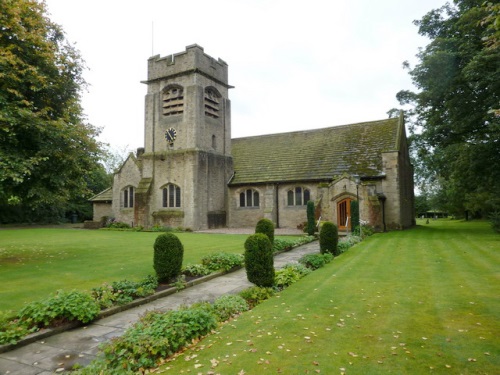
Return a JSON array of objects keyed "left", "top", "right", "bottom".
[{"left": 0, "top": 241, "right": 319, "bottom": 374}]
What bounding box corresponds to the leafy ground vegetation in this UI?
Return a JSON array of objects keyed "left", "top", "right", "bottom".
[
  {"left": 0, "top": 229, "right": 312, "bottom": 345},
  {"left": 150, "top": 220, "right": 498, "bottom": 374},
  {"left": 0, "top": 230, "right": 247, "bottom": 312}
]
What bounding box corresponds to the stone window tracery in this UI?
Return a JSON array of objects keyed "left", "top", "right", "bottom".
[
  {"left": 162, "top": 85, "right": 184, "bottom": 116},
  {"left": 162, "top": 183, "right": 181, "bottom": 208},
  {"left": 239, "top": 188, "right": 259, "bottom": 208},
  {"left": 287, "top": 187, "right": 310, "bottom": 206},
  {"left": 122, "top": 186, "right": 134, "bottom": 208}
]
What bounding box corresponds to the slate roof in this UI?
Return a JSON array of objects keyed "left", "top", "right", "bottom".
[
  {"left": 89, "top": 187, "right": 112, "bottom": 202},
  {"left": 229, "top": 118, "right": 401, "bottom": 186}
]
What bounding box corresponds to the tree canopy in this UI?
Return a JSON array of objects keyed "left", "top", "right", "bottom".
[
  {"left": 0, "top": 0, "right": 107, "bottom": 222},
  {"left": 398, "top": 0, "right": 499, "bottom": 217}
]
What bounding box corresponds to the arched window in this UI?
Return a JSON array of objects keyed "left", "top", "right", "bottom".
[
  {"left": 239, "top": 189, "right": 260, "bottom": 207},
  {"left": 287, "top": 187, "right": 311, "bottom": 206},
  {"left": 204, "top": 87, "right": 221, "bottom": 118},
  {"left": 162, "top": 85, "right": 184, "bottom": 116},
  {"left": 122, "top": 186, "right": 134, "bottom": 208},
  {"left": 162, "top": 184, "right": 181, "bottom": 208}
]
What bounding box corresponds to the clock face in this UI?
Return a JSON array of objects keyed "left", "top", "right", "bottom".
[{"left": 165, "top": 128, "right": 177, "bottom": 145}]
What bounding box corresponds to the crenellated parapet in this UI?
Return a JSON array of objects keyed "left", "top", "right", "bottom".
[{"left": 144, "top": 44, "right": 231, "bottom": 88}]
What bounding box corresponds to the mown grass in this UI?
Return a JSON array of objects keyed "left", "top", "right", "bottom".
[
  {"left": 0, "top": 229, "right": 253, "bottom": 312},
  {"left": 160, "top": 220, "right": 499, "bottom": 374}
]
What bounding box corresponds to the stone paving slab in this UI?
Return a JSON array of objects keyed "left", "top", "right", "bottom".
[{"left": 0, "top": 241, "right": 319, "bottom": 374}]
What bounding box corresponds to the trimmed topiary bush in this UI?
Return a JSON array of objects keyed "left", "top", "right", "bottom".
[
  {"left": 153, "top": 233, "right": 184, "bottom": 282},
  {"left": 351, "top": 200, "right": 360, "bottom": 235},
  {"left": 306, "top": 200, "right": 316, "bottom": 235},
  {"left": 255, "top": 218, "right": 275, "bottom": 244},
  {"left": 319, "top": 221, "right": 339, "bottom": 255},
  {"left": 244, "top": 233, "right": 275, "bottom": 287}
]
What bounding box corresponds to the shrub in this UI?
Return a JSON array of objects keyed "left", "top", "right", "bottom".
[
  {"left": 239, "top": 286, "right": 275, "bottom": 309},
  {"left": 201, "top": 252, "right": 244, "bottom": 272},
  {"left": 323, "top": 252, "right": 334, "bottom": 263},
  {"left": 351, "top": 200, "right": 360, "bottom": 234},
  {"left": 18, "top": 290, "right": 100, "bottom": 328},
  {"left": 150, "top": 224, "right": 174, "bottom": 232},
  {"left": 106, "top": 221, "right": 131, "bottom": 229},
  {"left": 91, "top": 284, "right": 117, "bottom": 309},
  {"left": 272, "top": 237, "right": 296, "bottom": 253},
  {"left": 306, "top": 200, "right": 316, "bottom": 235},
  {"left": 212, "top": 295, "right": 249, "bottom": 322},
  {"left": 92, "top": 275, "right": 158, "bottom": 308},
  {"left": 244, "top": 233, "right": 275, "bottom": 287},
  {"left": 274, "top": 267, "right": 301, "bottom": 289},
  {"left": 112, "top": 275, "right": 158, "bottom": 302},
  {"left": 255, "top": 218, "right": 275, "bottom": 244},
  {"left": 98, "top": 307, "right": 217, "bottom": 372},
  {"left": 337, "top": 241, "right": 350, "bottom": 254},
  {"left": 337, "top": 235, "right": 362, "bottom": 254},
  {"left": 153, "top": 233, "right": 184, "bottom": 282},
  {"left": 490, "top": 211, "right": 500, "bottom": 233},
  {"left": 171, "top": 275, "right": 187, "bottom": 291},
  {"left": 182, "top": 263, "right": 211, "bottom": 277},
  {"left": 274, "top": 263, "right": 311, "bottom": 289},
  {"left": 0, "top": 312, "right": 34, "bottom": 345},
  {"left": 356, "top": 222, "right": 374, "bottom": 237},
  {"left": 294, "top": 235, "right": 316, "bottom": 246},
  {"left": 299, "top": 253, "right": 326, "bottom": 270},
  {"left": 319, "top": 221, "right": 339, "bottom": 255}
]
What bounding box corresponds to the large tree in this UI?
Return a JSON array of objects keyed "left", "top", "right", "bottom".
[
  {"left": 0, "top": 0, "right": 106, "bottom": 221},
  {"left": 397, "top": 0, "right": 500, "bottom": 217}
]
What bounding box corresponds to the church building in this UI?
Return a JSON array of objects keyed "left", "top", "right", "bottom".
[{"left": 90, "top": 45, "right": 415, "bottom": 232}]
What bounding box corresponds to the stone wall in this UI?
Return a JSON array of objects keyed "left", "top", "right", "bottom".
[
  {"left": 92, "top": 202, "right": 112, "bottom": 222},
  {"left": 112, "top": 154, "right": 142, "bottom": 226}
]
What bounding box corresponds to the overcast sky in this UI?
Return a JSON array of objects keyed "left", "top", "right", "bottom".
[{"left": 44, "top": 0, "right": 446, "bottom": 152}]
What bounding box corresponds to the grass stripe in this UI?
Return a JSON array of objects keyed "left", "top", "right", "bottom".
[{"left": 162, "top": 220, "right": 499, "bottom": 374}]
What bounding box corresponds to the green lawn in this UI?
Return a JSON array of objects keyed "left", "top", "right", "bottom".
[
  {"left": 0, "top": 229, "right": 251, "bottom": 312},
  {"left": 161, "top": 220, "right": 499, "bottom": 374}
]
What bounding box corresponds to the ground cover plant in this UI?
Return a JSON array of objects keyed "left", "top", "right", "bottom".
[
  {"left": 0, "top": 229, "right": 258, "bottom": 312},
  {"left": 157, "top": 220, "right": 499, "bottom": 374}
]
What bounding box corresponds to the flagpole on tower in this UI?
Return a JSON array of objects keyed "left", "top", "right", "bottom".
[{"left": 151, "top": 21, "right": 154, "bottom": 55}]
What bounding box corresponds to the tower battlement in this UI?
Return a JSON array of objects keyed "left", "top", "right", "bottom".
[{"left": 145, "top": 44, "right": 229, "bottom": 86}]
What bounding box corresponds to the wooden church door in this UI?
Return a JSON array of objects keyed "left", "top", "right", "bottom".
[{"left": 337, "top": 198, "right": 352, "bottom": 231}]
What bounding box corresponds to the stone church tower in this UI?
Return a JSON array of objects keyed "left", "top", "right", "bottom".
[{"left": 111, "top": 45, "right": 233, "bottom": 230}]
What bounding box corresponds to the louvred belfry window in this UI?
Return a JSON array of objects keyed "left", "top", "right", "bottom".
[
  {"left": 204, "top": 87, "right": 221, "bottom": 118},
  {"left": 162, "top": 85, "right": 184, "bottom": 116}
]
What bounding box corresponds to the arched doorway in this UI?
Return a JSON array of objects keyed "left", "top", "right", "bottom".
[{"left": 337, "top": 198, "right": 352, "bottom": 231}]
